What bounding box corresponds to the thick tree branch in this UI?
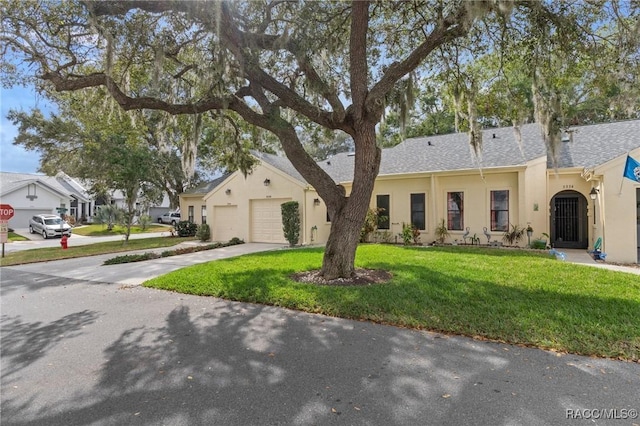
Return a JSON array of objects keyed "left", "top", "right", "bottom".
[
  {"left": 349, "top": 0, "right": 370, "bottom": 125},
  {"left": 84, "top": 1, "right": 349, "bottom": 132},
  {"left": 42, "top": 70, "right": 234, "bottom": 114},
  {"left": 218, "top": 2, "right": 349, "bottom": 133},
  {"left": 294, "top": 52, "right": 346, "bottom": 122},
  {"left": 367, "top": 4, "right": 471, "bottom": 120}
]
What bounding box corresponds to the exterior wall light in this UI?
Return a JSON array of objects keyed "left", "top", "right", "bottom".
[
  {"left": 225, "top": 188, "right": 231, "bottom": 195},
  {"left": 589, "top": 187, "right": 599, "bottom": 224},
  {"left": 264, "top": 178, "right": 271, "bottom": 186},
  {"left": 313, "top": 198, "right": 321, "bottom": 206}
]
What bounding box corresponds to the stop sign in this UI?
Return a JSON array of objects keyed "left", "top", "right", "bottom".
[{"left": 0, "top": 204, "right": 15, "bottom": 220}]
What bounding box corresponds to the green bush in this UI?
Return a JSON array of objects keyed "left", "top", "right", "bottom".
[
  {"left": 281, "top": 201, "right": 300, "bottom": 247},
  {"left": 103, "top": 239, "right": 245, "bottom": 265},
  {"left": 196, "top": 223, "right": 211, "bottom": 241},
  {"left": 174, "top": 220, "right": 198, "bottom": 237},
  {"left": 503, "top": 224, "right": 525, "bottom": 245},
  {"left": 138, "top": 214, "right": 152, "bottom": 230},
  {"left": 532, "top": 239, "right": 547, "bottom": 249},
  {"left": 104, "top": 252, "right": 160, "bottom": 265},
  {"left": 399, "top": 222, "right": 421, "bottom": 245},
  {"left": 360, "top": 208, "right": 386, "bottom": 243}
]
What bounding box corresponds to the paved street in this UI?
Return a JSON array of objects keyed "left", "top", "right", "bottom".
[
  {"left": 2, "top": 247, "right": 639, "bottom": 425},
  {"left": 3, "top": 227, "right": 175, "bottom": 253}
]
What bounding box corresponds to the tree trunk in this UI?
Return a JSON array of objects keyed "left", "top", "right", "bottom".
[{"left": 321, "top": 124, "right": 380, "bottom": 279}]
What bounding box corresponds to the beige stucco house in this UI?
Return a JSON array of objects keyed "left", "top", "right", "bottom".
[{"left": 180, "top": 120, "right": 640, "bottom": 264}]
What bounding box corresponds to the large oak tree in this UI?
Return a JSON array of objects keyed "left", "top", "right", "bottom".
[{"left": 2, "top": 1, "right": 637, "bottom": 278}]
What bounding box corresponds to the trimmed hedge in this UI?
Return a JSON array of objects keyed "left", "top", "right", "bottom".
[
  {"left": 174, "top": 221, "right": 198, "bottom": 237},
  {"left": 103, "top": 238, "right": 245, "bottom": 265}
]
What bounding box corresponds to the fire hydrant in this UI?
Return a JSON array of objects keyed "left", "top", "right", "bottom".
[{"left": 60, "top": 235, "right": 69, "bottom": 250}]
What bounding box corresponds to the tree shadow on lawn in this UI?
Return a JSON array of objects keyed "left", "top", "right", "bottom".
[
  {"left": 151, "top": 259, "right": 639, "bottom": 360},
  {"left": 360, "top": 260, "right": 640, "bottom": 360},
  {"left": 4, "top": 297, "right": 639, "bottom": 426}
]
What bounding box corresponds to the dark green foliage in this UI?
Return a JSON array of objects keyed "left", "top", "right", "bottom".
[
  {"left": 174, "top": 220, "right": 198, "bottom": 237},
  {"left": 400, "top": 223, "right": 421, "bottom": 245},
  {"left": 281, "top": 201, "right": 300, "bottom": 247},
  {"left": 360, "top": 208, "right": 386, "bottom": 243},
  {"left": 196, "top": 223, "right": 211, "bottom": 241},
  {"left": 102, "top": 238, "right": 245, "bottom": 265},
  {"left": 502, "top": 224, "right": 525, "bottom": 245},
  {"left": 104, "top": 252, "right": 160, "bottom": 265}
]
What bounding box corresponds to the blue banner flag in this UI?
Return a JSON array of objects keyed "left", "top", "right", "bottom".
[{"left": 623, "top": 155, "right": 640, "bottom": 183}]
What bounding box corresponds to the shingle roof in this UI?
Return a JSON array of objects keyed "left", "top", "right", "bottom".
[
  {"left": 318, "top": 123, "right": 548, "bottom": 182},
  {"left": 251, "top": 150, "right": 306, "bottom": 183},
  {"left": 54, "top": 172, "right": 92, "bottom": 202},
  {"left": 551, "top": 120, "right": 640, "bottom": 169},
  {"left": 249, "top": 119, "right": 640, "bottom": 184},
  {"left": 0, "top": 171, "right": 73, "bottom": 198},
  {"left": 182, "top": 173, "right": 232, "bottom": 195}
]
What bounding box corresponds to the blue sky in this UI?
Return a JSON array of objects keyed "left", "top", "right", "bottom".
[{"left": 1, "top": 85, "right": 52, "bottom": 174}]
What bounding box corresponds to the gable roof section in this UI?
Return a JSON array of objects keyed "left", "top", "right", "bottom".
[
  {"left": 55, "top": 172, "right": 92, "bottom": 202},
  {"left": 251, "top": 150, "right": 307, "bottom": 184},
  {"left": 0, "top": 171, "right": 73, "bottom": 199},
  {"left": 552, "top": 120, "right": 640, "bottom": 169},
  {"left": 182, "top": 173, "right": 232, "bottom": 196}
]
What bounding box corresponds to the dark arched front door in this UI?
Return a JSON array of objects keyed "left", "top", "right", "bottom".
[{"left": 550, "top": 190, "right": 588, "bottom": 249}]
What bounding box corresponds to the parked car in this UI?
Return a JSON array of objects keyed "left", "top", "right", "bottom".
[
  {"left": 157, "top": 212, "right": 181, "bottom": 225},
  {"left": 29, "top": 214, "right": 72, "bottom": 239}
]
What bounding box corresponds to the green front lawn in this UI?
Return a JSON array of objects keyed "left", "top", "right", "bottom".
[
  {"left": 0, "top": 236, "right": 194, "bottom": 266},
  {"left": 72, "top": 223, "right": 169, "bottom": 236},
  {"left": 145, "top": 245, "right": 640, "bottom": 361},
  {"left": 7, "top": 232, "right": 29, "bottom": 242}
]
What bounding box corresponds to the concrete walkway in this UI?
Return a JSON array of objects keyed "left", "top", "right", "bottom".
[
  {"left": 560, "top": 248, "right": 640, "bottom": 275},
  {"left": 4, "top": 242, "right": 287, "bottom": 285}
]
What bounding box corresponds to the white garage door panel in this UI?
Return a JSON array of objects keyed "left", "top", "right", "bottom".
[
  {"left": 11, "top": 209, "right": 51, "bottom": 229},
  {"left": 214, "top": 205, "right": 238, "bottom": 242},
  {"left": 251, "top": 198, "right": 289, "bottom": 243}
]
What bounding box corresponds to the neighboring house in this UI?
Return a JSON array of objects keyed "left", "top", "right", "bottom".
[
  {"left": 104, "top": 189, "right": 172, "bottom": 221},
  {"left": 0, "top": 172, "right": 76, "bottom": 229},
  {"left": 179, "top": 174, "right": 231, "bottom": 226},
  {"left": 55, "top": 172, "right": 94, "bottom": 222},
  {"left": 180, "top": 120, "right": 640, "bottom": 264},
  {"left": 0, "top": 171, "right": 172, "bottom": 228}
]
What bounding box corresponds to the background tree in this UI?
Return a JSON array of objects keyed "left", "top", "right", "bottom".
[
  {"left": 94, "top": 204, "right": 122, "bottom": 232},
  {"left": 2, "top": 1, "right": 637, "bottom": 278}
]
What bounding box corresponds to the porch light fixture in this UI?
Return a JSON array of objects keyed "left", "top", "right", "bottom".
[
  {"left": 313, "top": 198, "right": 321, "bottom": 206},
  {"left": 225, "top": 188, "right": 231, "bottom": 195},
  {"left": 590, "top": 187, "right": 599, "bottom": 224},
  {"left": 263, "top": 178, "right": 271, "bottom": 186}
]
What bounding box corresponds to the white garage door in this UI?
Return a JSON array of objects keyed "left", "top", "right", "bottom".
[
  {"left": 10, "top": 209, "right": 51, "bottom": 230},
  {"left": 214, "top": 205, "right": 238, "bottom": 242},
  {"left": 251, "top": 198, "right": 290, "bottom": 243}
]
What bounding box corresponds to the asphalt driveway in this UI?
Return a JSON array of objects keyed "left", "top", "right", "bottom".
[{"left": 1, "top": 246, "right": 639, "bottom": 425}]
